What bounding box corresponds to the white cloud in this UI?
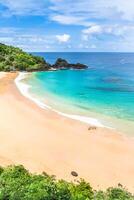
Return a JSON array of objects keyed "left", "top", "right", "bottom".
[
  {"left": 56, "top": 34, "right": 70, "bottom": 43},
  {"left": 0, "top": 28, "right": 73, "bottom": 51},
  {"left": 82, "top": 24, "right": 134, "bottom": 39},
  {"left": 50, "top": 14, "right": 94, "bottom": 26},
  {"left": 91, "top": 44, "right": 96, "bottom": 49},
  {"left": 113, "top": 0, "right": 134, "bottom": 21},
  {"left": 82, "top": 25, "right": 102, "bottom": 35},
  {"left": 50, "top": 0, "right": 134, "bottom": 26},
  {"left": 1, "top": 0, "right": 134, "bottom": 51},
  {"left": 0, "top": 36, "right": 13, "bottom": 43},
  {"left": 0, "top": 28, "right": 56, "bottom": 51},
  {"left": 0, "top": 0, "right": 134, "bottom": 22},
  {"left": 0, "top": 0, "right": 48, "bottom": 16}
]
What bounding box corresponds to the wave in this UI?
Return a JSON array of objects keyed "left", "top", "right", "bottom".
[{"left": 15, "top": 72, "right": 108, "bottom": 128}]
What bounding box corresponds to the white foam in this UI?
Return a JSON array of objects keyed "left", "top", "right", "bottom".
[
  {"left": 15, "top": 72, "right": 106, "bottom": 128},
  {"left": 15, "top": 72, "right": 51, "bottom": 110}
]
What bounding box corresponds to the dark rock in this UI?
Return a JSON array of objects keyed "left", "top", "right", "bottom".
[
  {"left": 71, "top": 171, "right": 78, "bottom": 177},
  {"left": 88, "top": 126, "right": 97, "bottom": 131},
  {"left": 69, "top": 63, "right": 88, "bottom": 69},
  {"left": 53, "top": 58, "right": 88, "bottom": 70},
  {"left": 118, "top": 183, "right": 123, "bottom": 188},
  {"left": 43, "top": 62, "right": 52, "bottom": 70},
  {"left": 53, "top": 58, "right": 69, "bottom": 69},
  {"left": 29, "top": 57, "right": 88, "bottom": 72}
]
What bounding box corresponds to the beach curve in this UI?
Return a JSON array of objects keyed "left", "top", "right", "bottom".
[
  {"left": 0, "top": 72, "right": 134, "bottom": 192},
  {"left": 15, "top": 72, "right": 106, "bottom": 128}
]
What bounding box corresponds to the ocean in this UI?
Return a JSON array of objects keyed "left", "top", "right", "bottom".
[{"left": 17, "top": 52, "right": 134, "bottom": 135}]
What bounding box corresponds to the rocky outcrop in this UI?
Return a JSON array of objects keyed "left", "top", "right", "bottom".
[
  {"left": 52, "top": 58, "right": 69, "bottom": 69},
  {"left": 52, "top": 58, "right": 88, "bottom": 70},
  {"left": 68, "top": 63, "right": 88, "bottom": 70}
]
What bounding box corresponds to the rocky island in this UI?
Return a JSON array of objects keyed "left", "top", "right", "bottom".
[
  {"left": 0, "top": 43, "right": 88, "bottom": 72},
  {"left": 52, "top": 58, "right": 88, "bottom": 70}
]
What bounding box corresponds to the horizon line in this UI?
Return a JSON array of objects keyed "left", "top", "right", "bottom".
[{"left": 28, "top": 51, "right": 134, "bottom": 53}]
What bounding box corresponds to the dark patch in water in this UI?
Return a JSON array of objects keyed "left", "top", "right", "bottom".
[
  {"left": 102, "top": 76, "right": 122, "bottom": 83},
  {"left": 89, "top": 86, "right": 134, "bottom": 93},
  {"left": 75, "top": 104, "right": 89, "bottom": 110}
]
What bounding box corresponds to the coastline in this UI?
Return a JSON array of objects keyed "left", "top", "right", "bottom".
[
  {"left": 0, "top": 72, "right": 134, "bottom": 192},
  {"left": 15, "top": 72, "right": 105, "bottom": 128},
  {"left": 16, "top": 72, "right": 134, "bottom": 135}
]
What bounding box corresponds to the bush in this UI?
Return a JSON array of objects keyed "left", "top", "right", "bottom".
[
  {"left": 0, "top": 165, "right": 133, "bottom": 200},
  {"left": 105, "top": 187, "right": 134, "bottom": 200}
]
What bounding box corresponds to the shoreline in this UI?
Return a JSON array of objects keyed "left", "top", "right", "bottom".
[
  {"left": 0, "top": 72, "right": 134, "bottom": 192},
  {"left": 15, "top": 72, "right": 105, "bottom": 128},
  {"left": 15, "top": 72, "right": 134, "bottom": 135}
]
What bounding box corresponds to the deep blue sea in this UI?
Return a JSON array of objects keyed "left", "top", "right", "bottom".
[{"left": 24, "top": 52, "right": 134, "bottom": 135}]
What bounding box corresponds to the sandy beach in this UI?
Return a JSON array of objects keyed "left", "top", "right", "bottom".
[
  {"left": 0, "top": 72, "right": 134, "bottom": 192},
  {"left": 0, "top": 72, "right": 6, "bottom": 78}
]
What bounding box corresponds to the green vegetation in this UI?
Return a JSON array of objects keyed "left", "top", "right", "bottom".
[
  {"left": 0, "top": 43, "right": 88, "bottom": 72},
  {"left": 0, "top": 165, "right": 133, "bottom": 200},
  {"left": 0, "top": 43, "right": 50, "bottom": 72}
]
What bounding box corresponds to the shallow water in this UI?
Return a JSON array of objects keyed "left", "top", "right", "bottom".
[{"left": 23, "top": 52, "right": 134, "bottom": 135}]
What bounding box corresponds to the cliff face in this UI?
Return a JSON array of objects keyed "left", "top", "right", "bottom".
[{"left": 0, "top": 44, "right": 88, "bottom": 72}]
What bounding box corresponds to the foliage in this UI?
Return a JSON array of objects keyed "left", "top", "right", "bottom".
[
  {"left": 0, "top": 43, "right": 50, "bottom": 72},
  {"left": 0, "top": 43, "right": 88, "bottom": 71},
  {"left": 0, "top": 165, "right": 133, "bottom": 200}
]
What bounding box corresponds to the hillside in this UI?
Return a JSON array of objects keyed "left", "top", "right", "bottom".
[{"left": 0, "top": 43, "right": 50, "bottom": 72}]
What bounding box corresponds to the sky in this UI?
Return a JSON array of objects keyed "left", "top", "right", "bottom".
[{"left": 0, "top": 0, "right": 134, "bottom": 52}]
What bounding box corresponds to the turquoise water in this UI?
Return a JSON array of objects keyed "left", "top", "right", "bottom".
[{"left": 25, "top": 52, "right": 134, "bottom": 134}]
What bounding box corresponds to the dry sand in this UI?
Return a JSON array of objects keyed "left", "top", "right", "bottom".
[
  {"left": 0, "top": 72, "right": 134, "bottom": 192},
  {"left": 0, "top": 72, "right": 6, "bottom": 78}
]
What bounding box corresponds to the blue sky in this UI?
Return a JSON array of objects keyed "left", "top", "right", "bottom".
[{"left": 0, "top": 0, "right": 134, "bottom": 52}]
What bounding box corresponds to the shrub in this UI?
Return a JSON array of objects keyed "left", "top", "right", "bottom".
[{"left": 0, "top": 165, "right": 133, "bottom": 200}]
